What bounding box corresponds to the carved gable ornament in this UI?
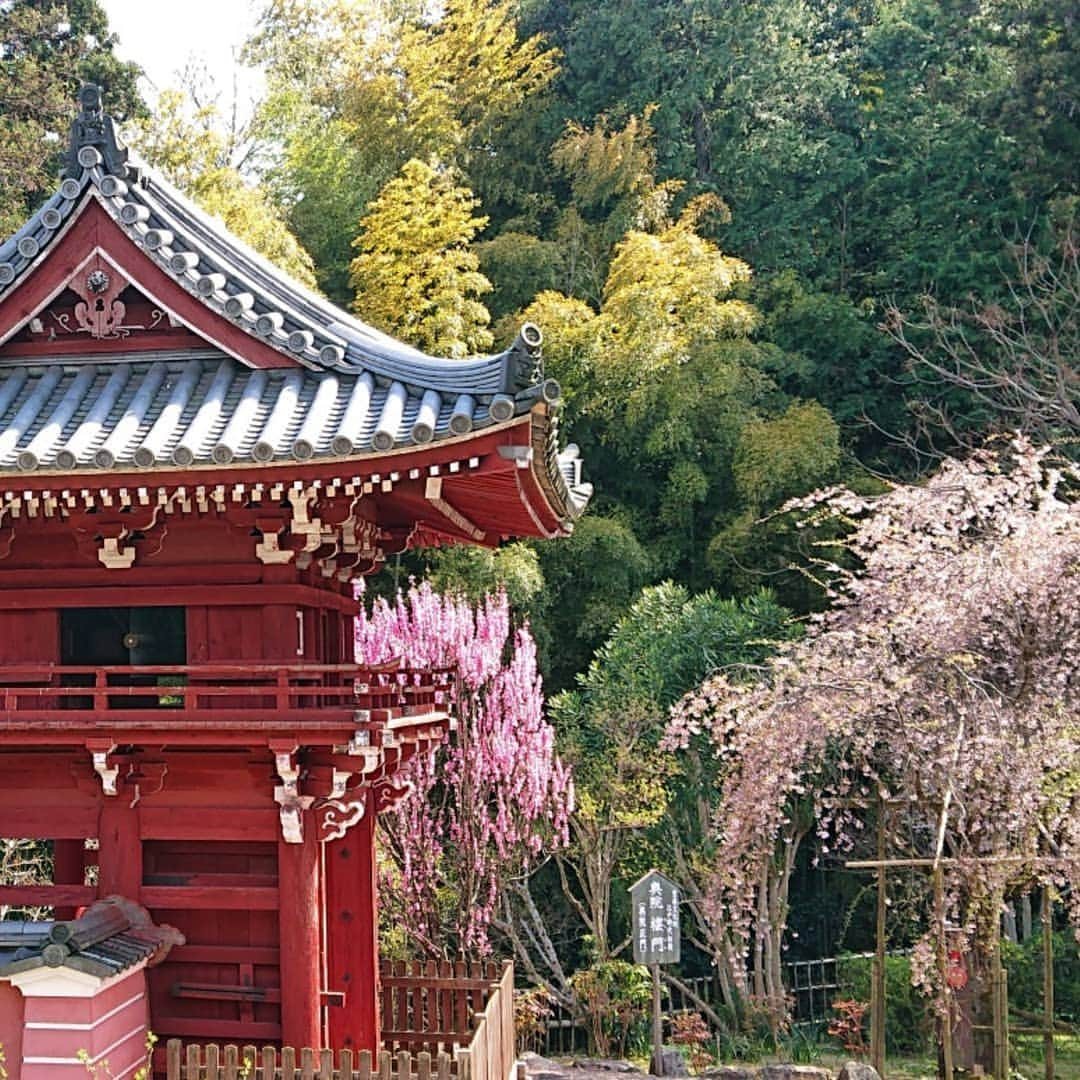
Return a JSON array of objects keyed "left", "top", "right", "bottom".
[
  {"left": 5, "top": 249, "right": 199, "bottom": 354},
  {"left": 71, "top": 254, "right": 128, "bottom": 338}
]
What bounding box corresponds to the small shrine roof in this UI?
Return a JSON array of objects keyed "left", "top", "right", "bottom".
[{"left": 0, "top": 897, "right": 181, "bottom": 980}]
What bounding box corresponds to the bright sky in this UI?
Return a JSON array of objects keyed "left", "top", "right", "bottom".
[{"left": 99, "top": 0, "right": 266, "bottom": 124}]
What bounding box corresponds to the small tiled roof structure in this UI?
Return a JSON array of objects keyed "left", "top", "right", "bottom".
[
  {"left": 0, "top": 85, "right": 590, "bottom": 530},
  {"left": 0, "top": 897, "right": 182, "bottom": 980}
]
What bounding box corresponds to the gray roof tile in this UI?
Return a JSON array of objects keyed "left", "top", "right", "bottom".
[{"left": 0, "top": 355, "right": 510, "bottom": 472}]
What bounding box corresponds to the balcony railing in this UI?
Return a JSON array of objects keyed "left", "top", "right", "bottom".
[{"left": 0, "top": 662, "right": 454, "bottom": 739}]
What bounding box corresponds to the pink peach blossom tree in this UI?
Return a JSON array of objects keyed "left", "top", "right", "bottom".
[{"left": 356, "top": 582, "right": 573, "bottom": 956}]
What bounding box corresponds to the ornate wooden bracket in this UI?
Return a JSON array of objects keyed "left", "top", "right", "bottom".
[
  {"left": 99, "top": 536, "right": 136, "bottom": 569},
  {"left": 71, "top": 505, "right": 165, "bottom": 570},
  {"left": 316, "top": 787, "right": 369, "bottom": 843},
  {"left": 371, "top": 777, "right": 415, "bottom": 815},
  {"left": 271, "top": 744, "right": 314, "bottom": 844},
  {"left": 254, "top": 529, "right": 295, "bottom": 565},
  {"left": 87, "top": 740, "right": 119, "bottom": 796},
  {"left": 287, "top": 488, "right": 323, "bottom": 552}
]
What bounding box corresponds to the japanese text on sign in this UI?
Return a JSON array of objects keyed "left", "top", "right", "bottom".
[{"left": 629, "top": 870, "right": 680, "bottom": 965}]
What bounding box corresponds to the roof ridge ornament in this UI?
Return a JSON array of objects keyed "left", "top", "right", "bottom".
[
  {"left": 63, "top": 84, "right": 130, "bottom": 179},
  {"left": 502, "top": 321, "right": 544, "bottom": 394}
]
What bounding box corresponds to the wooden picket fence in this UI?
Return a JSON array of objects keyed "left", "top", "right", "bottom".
[
  {"left": 166, "top": 960, "right": 516, "bottom": 1080},
  {"left": 165, "top": 1045, "right": 455, "bottom": 1080}
]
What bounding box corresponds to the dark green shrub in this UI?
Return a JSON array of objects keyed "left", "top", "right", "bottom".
[
  {"left": 836, "top": 954, "right": 932, "bottom": 1055},
  {"left": 1002, "top": 931, "right": 1080, "bottom": 1024}
]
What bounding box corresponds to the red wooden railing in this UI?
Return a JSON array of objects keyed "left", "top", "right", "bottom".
[{"left": 0, "top": 661, "right": 454, "bottom": 731}]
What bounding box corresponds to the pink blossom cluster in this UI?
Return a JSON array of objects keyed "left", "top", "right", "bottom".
[
  {"left": 665, "top": 439, "right": 1080, "bottom": 980},
  {"left": 356, "top": 581, "right": 573, "bottom": 955}
]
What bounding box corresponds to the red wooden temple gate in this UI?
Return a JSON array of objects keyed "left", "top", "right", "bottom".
[{"left": 0, "top": 86, "right": 588, "bottom": 1060}]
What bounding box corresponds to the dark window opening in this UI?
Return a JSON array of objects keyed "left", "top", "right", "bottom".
[{"left": 60, "top": 607, "right": 187, "bottom": 708}]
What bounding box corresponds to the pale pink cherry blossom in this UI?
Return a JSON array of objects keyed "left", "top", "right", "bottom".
[{"left": 665, "top": 439, "right": 1080, "bottom": 1002}]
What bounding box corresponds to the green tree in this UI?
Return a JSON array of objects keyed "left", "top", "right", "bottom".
[
  {"left": 0, "top": 0, "right": 143, "bottom": 234},
  {"left": 422, "top": 542, "right": 545, "bottom": 613},
  {"left": 550, "top": 583, "right": 792, "bottom": 960},
  {"left": 130, "top": 89, "right": 318, "bottom": 289},
  {"left": 532, "top": 514, "right": 652, "bottom": 693},
  {"left": 248, "top": 0, "right": 557, "bottom": 303},
  {"left": 504, "top": 116, "right": 846, "bottom": 602},
  {"left": 350, "top": 159, "right": 493, "bottom": 356}
]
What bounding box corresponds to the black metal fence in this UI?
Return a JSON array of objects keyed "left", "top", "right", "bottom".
[{"left": 539, "top": 954, "right": 863, "bottom": 1055}]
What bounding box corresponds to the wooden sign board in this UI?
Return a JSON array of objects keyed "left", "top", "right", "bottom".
[{"left": 629, "top": 869, "right": 681, "bottom": 966}]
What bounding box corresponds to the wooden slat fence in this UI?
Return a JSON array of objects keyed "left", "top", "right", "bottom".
[
  {"left": 167, "top": 960, "right": 517, "bottom": 1080},
  {"left": 380, "top": 959, "right": 503, "bottom": 1054},
  {"left": 165, "top": 1045, "right": 455, "bottom": 1080},
  {"left": 455, "top": 962, "right": 515, "bottom": 1080}
]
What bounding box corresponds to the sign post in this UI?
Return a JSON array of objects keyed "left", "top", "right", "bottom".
[{"left": 630, "top": 870, "right": 681, "bottom": 1077}]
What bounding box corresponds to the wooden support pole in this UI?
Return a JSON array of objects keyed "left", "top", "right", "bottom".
[
  {"left": 1043, "top": 887, "right": 1055, "bottom": 1080},
  {"left": 97, "top": 795, "right": 141, "bottom": 901},
  {"left": 871, "top": 798, "right": 887, "bottom": 1077},
  {"left": 326, "top": 796, "right": 380, "bottom": 1053},
  {"left": 278, "top": 809, "right": 323, "bottom": 1050},
  {"left": 991, "top": 931, "right": 1005, "bottom": 1080},
  {"left": 933, "top": 866, "right": 954, "bottom": 1080},
  {"left": 650, "top": 962, "right": 664, "bottom": 1077}
]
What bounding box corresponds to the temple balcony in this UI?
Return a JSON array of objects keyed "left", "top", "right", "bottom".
[{"left": 0, "top": 661, "right": 453, "bottom": 750}]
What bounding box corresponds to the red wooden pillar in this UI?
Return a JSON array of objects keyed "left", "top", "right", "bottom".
[
  {"left": 278, "top": 811, "right": 323, "bottom": 1049},
  {"left": 325, "top": 798, "right": 380, "bottom": 1052},
  {"left": 52, "top": 839, "right": 86, "bottom": 919},
  {"left": 97, "top": 795, "right": 141, "bottom": 901}
]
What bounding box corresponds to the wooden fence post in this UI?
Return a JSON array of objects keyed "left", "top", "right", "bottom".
[
  {"left": 166, "top": 1039, "right": 181, "bottom": 1079},
  {"left": 1042, "top": 887, "right": 1055, "bottom": 1080}
]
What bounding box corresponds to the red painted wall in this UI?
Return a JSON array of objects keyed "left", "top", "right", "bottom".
[
  {"left": 19, "top": 966, "right": 150, "bottom": 1079},
  {"left": 0, "top": 980, "right": 24, "bottom": 1079}
]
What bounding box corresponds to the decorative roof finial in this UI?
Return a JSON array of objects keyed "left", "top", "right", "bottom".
[{"left": 63, "top": 84, "right": 129, "bottom": 179}]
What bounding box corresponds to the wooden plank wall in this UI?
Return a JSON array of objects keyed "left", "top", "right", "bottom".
[{"left": 380, "top": 960, "right": 502, "bottom": 1053}]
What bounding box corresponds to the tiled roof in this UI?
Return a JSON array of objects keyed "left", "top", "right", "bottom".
[
  {"left": 0, "top": 87, "right": 591, "bottom": 521},
  {"left": 0, "top": 88, "right": 544, "bottom": 394},
  {"left": 0, "top": 352, "right": 550, "bottom": 473}
]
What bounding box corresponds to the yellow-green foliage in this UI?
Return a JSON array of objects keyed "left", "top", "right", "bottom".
[
  {"left": 129, "top": 91, "right": 317, "bottom": 290},
  {"left": 599, "top": 204, "right": 759, "bottom": 390},
  {"left": 732, "top": 400, "right": 841, "bottom": 508},
  {"left": 255, "top": 0, "right": 557, "bottom": 172},
  {"left": 551, "top": 110, "right": 658, "bottom": 211},
  {"left": 424, "top": 542, "right": 544, "bottom": 611},
  {"left": 387, "top": 0, "right": 559, "bottom": 163},
  {"left": 351, "top": 159, "right": 493, "bottom": 357},
  {"left": 475, "top": 231, "right": 563, "bottom": 320}
]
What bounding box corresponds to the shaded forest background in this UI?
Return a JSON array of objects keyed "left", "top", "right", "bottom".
[{"left": 2, "top": 0, "right": 1078, "bottom": 1016}]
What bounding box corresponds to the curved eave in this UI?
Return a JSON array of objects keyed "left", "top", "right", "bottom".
[{"left": 0, "top": 410, "right": 582, "bottom": 541}]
